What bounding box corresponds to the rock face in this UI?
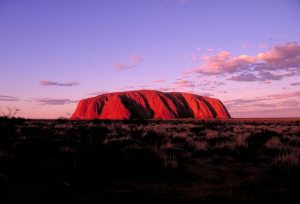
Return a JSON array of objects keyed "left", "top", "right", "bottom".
[{"left": 70, "top": 90, "right": 231, "bottom": 119}]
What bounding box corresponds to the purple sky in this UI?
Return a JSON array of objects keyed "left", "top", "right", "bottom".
[{"left": 0, "top": 0, "right": 300, "bottom": 118}]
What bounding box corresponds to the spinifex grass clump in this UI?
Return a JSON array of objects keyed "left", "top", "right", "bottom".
[{"left": 273, "top": 147, "right": 300, "bottom": 170}]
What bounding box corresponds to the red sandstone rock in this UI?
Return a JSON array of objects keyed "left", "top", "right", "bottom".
[{"left": 70, "top": 90, "right": 231, "bottom": 119}]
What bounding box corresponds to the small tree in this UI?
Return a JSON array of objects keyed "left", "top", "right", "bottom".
[{"left": 0, "top": 106, "right": 20, "bottom": 118}]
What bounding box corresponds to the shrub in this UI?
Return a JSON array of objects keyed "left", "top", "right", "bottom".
[
  {"left": 194, "top": 141, "right": 208, "bottom": 151},
  {"left": 0, "top": 106, "right": 20, "bottom": 119},
  {"left": 265, "top": 137, "right": 281, "bottom": 149}
]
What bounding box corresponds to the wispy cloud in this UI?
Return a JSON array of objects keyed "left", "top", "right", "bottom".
[
  {"left": 290, "top": 82, "right": 300, "bottom": 86},
  {"left": 267, "top": 91, "right": 300, "bottom": 100},
  {"left": 39, "top": 81, "right": 79, "bottom": 87},
  {"left": 115, "top": 54, "right": 148, "bottom": 70},
  {"left": 157, "top": 85, "right": 214, "bottom": 97},
  {"left": 198, "top": 79, "right": 226, "bottom": 87},
  {"left": 225, "top": 91, "right": 300, "bottom": 103},
  {"left": 158, "top": 86, "right": 178, "bottom": 92},
  {"left": 175, "top": 79, "right": 195, "bottom": 88},
  {"left": 131, "top": 54, "right": 148, "bottom": 64},
  {"left": 114, "top": 64, "right": 135, "bottom": 70},
  {"left": 227, "top": 73, "right": 258, "bottom": 82},
  {"left": 192, "top": 54, "right": 201, "bottom": 61},
  {"left": 86, "top": 91, "right": 107, "bottom": 95},
  {"left": 34, "top": 98, "right": 78, "bottom": 105},
  {"left": 259, "top": 44, "right": 268, "bottom": 49},
  {"left": 179, "top": 0, "right": 189, "bottom": 3},
  {"left": 153, "top": 79, "right": 165, "bottom": 82},
  {"left": 140, "top": 85, "right": 149, "bottom": 88},
  {"left": 0, "top": 95, "right": 19, "bottom": 101},
  {"left": 242, "top": 44, "right": 248, "bottom": 49},
  {"left": 224, "top": 91, "right": 300, "bottom": 111},
  {"left": 189, "top": 91, "right": 214, "bottom": 97},
  {"left": 269, "top": 35, "right": 286, "bottom": 42},
  {"left": 156, "top": 78, "right": 199, "bottom": 92},
  {"left": 231, "top": 107, "right": 300, "bottom": 116},
  {"left": 227, "top": 70, "right": 297, "bottom": 82},
  {"left": 259, "top": 70, "right": 297, "bottom": 80}
]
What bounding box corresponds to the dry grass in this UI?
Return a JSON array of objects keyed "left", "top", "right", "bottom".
[
  {"left": 103, "top": 135, "right": 133, "bottom": 144},
  {"left": 163, "top": 154, "right": 178, "bottom": 169},
  {"left": 60, "top": 146, "right": 75, "bottom": 153},
  {"left": 274, "top": 147, "right": 300, "bottom": 169},
  {"left": 0, "top": 149, "right": 15, "bottom": 158},
  {"left": 214, "top": 141, "right": 236, "bottom": 151}
]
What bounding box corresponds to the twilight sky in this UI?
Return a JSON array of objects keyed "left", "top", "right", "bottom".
[{"left": 0, "top": 0, "right": 300, "bottom": 119}]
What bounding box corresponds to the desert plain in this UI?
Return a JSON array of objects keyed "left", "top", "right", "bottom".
[{"left": 1, "top": 117, "right": 300, "bottom": 201}]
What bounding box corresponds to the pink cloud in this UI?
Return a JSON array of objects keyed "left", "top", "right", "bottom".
[
  {"left": 207, "top": 48, "right": 214, "bottom": 52},
  {"left": 114, "top": 54, "right": 147, "bottom": 70},
  {"left": 242, "top": 44, "right": 248, "bottom": 49},
  {"left": 254, "top": 42, "right": 300, "bottom": 72},
  {"left": 115, "top": 64, "right": 126, "bottom": 70},
  {"left": 262, "top": 80, "right": 272, "bottom": 84},
  {"left": 257, "top": 42, "right": 300, "bottom": 62},
  {"left": 39, "top": 81, "right": 79, "bottom": 87},
  {"left": 192, "top": 54, "right": 200, "bottom": 60},
  {"left": 140, "top": 85, "right": 149, "bottom": 88},
  {"left": 259, "top": 44, "right": 268, "bottom": 49},
  {"left": 175, "top": 79, "right": 193, "bottom": 84},
  {"left": 186, "top": 42, "right": 300, "bottom": 84},
  {"left": 197, "top": 51, "right": 256, "bottom": 75},
  {"left": 131, "top": 54, "right": 148, "bottom": 64},
  {"left": 114, "top": 64, "right": 136, "bottom": 70},
  {"left": 153, "top": 79, "right": 165, "bottom": 82},
  {"left": 196, "top": 48, "right": 201, "bottom": 51}
]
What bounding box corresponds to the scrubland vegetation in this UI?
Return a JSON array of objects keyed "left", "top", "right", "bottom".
[{"left": 0, "top": 117, "right": 300, "bottom": 201}]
